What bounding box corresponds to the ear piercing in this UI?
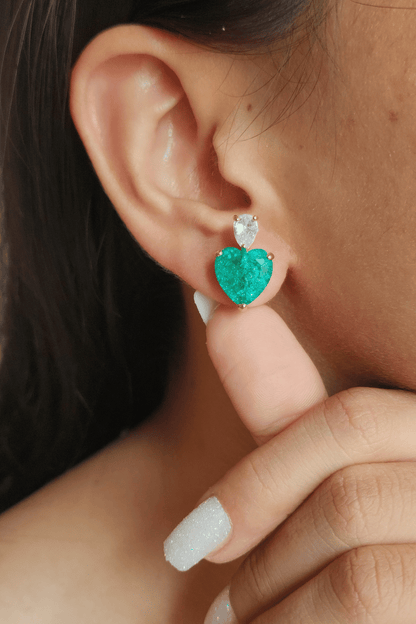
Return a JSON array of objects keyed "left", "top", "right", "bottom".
[{"left": 214, "top": 214, "right": 274, "bottom": 307}]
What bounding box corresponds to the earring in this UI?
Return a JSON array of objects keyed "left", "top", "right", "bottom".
[{"left": 215, "top": 214, "right": 274, "bottom": 309}]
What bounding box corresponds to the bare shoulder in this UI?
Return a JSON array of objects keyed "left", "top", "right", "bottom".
[
  {"left": 0, "top": 421, "right": 237, "bottom": 623},
  {"left": 0, "top": 430, "right": 173, "bottom": 623}
]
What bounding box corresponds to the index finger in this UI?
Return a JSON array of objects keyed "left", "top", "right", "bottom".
[{"left": 206, "top": 304, "right": 327, "bottom": 445}]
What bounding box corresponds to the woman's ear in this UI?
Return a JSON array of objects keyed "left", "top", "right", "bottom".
[{"left": 69, "top": 25, "right": 295, "bottom": 305}]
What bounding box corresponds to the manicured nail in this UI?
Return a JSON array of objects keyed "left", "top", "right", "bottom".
[
  {"left": 194, "top": 291, "right": 218, "bottom": 325},
  {"left": 204, "top": 586, "right": 237, "bottom": 624},
  {"left": 163, "top": 496, "right": 232, "bottom": 571}
]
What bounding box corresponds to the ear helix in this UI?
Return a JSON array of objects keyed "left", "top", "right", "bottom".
[{"left": 214, "top": 214, "right": 274, "bottom": 308}]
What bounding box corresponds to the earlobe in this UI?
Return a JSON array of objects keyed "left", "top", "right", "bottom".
[{"left": 69, "top": 25, "right": 295, "bottom": 307}]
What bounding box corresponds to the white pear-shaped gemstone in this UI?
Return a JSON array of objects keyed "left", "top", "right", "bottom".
[{"left": 233, "top": 214, "right": 259, "bottom": 249}]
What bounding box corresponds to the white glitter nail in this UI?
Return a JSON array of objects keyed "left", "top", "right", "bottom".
[
  {"left": 193, "top": 290, "right": 218, "bottom": 325},
  {"left": 163, "top": 496, "right": 232, "bottom": 571},
  {"left": 204, "top": 586, "right": 237, "bottom": 624}
]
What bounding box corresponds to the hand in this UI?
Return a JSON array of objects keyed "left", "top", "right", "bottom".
[{"left": 202, "top": 304, "right": 416, "bottom": 623}]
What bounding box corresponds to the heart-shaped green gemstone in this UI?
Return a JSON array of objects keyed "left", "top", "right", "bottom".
[{"left": 215, "top": 247, "right": 273, "bottom": 305}]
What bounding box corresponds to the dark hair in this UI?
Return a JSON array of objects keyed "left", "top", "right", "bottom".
[{"left": 0, "top": 0, "right": 327, "bottom": 512}]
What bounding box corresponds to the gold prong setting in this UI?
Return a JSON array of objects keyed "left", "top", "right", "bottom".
[{"left": 215, "top": 213, "right": 274, "bottom": 309}]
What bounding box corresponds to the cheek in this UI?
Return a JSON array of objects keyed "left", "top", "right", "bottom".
[{"left": 268, "top": 3, "right": 416, "bottom": 388}]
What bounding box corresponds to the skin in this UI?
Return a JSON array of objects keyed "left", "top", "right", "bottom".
[
  {"left": 265, "top": 0, "right": 416, "bottom": 393},
  {"left": 1, "top": 0, "right": 416, "bottom": 621}
]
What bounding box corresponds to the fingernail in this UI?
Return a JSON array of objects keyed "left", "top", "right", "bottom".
[
  {"left": 204, "top": 586, "right": 238, "bottom": 624},
  {"left": 194, "top": 291, "right": 218, "bottom": 325},
  {"left": 163, "top": 496, "right": 232, "bottom": 571}
]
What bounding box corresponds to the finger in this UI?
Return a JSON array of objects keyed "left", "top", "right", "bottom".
[
  {"left": 230, "top": 461, "right": 416, "bottom": 623},
  {"left": 164, "top": 302, "right": 327, "bottom": 573},
  {"left": 206, "top": 304, "right": 328, "bottom": 444},
  {"left": 202, "top": 387, "right": 416, "bottom": 564},
  {"left": 248, "top": 544, "right": 416, "bottom": 624}
]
